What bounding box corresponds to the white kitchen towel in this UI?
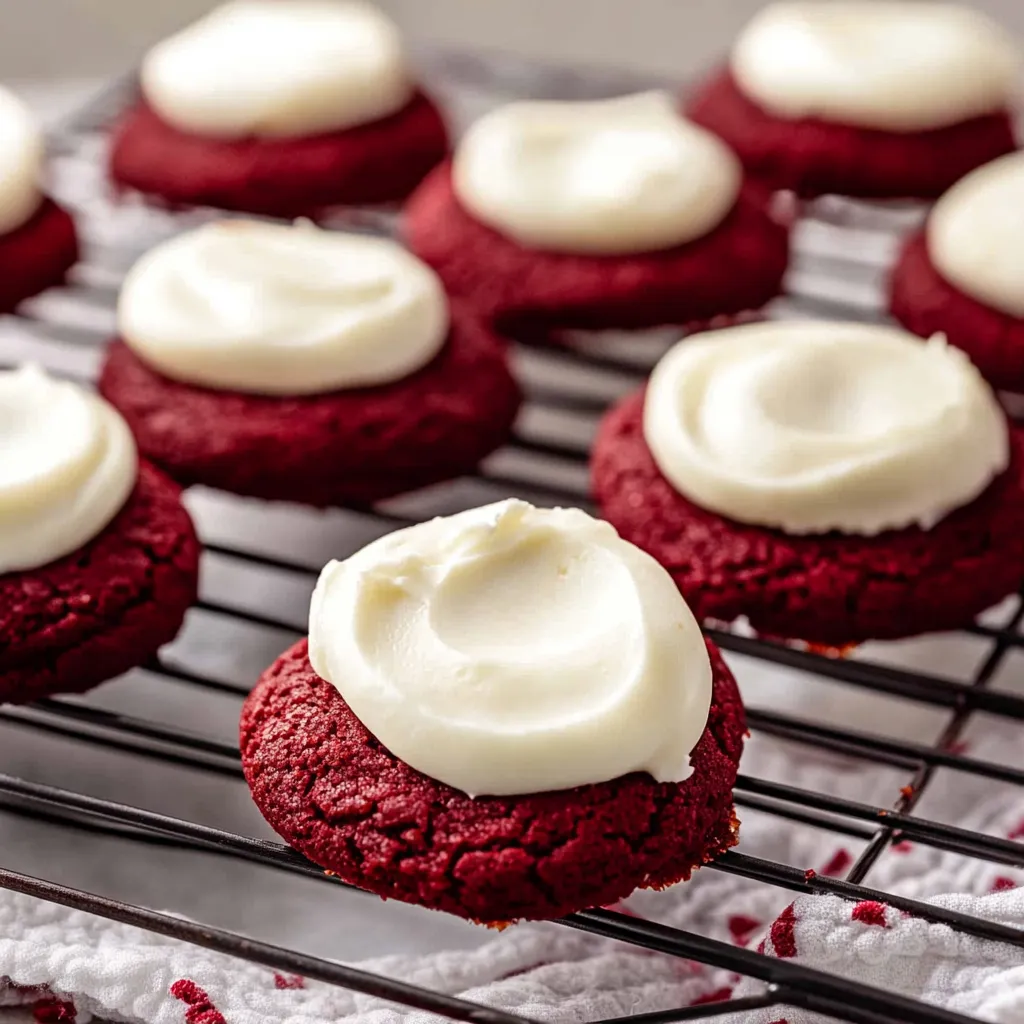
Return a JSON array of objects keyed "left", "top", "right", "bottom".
[
  {"left": 0, "top": 710, "right": 1022, "bottom": 1024},
  {"left": 733, "top": 890, "right": 1024, "bottom": 1024},
  {"left": 0, "top": 875, "right": 1022, "bottom": 1024}
]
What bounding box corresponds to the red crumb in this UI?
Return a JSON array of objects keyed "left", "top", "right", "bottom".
[
  {"left": 170, "top": 980, "right": 226, "bottom": 1024},
  {"left": 32, "top": 999, "right": 76, "bottom": 1024},
  {"left": 851, "top": 901, "right": 889, "bottom": 928},
  {"left": 821, "top": 849, "right": 853, "bottom": 877},
  {"left": 770, "top": 904, "right": 798, "bottom": 958},
  {"left": 805, "top": 641, "right": 858, "bottom": 659},
  {"left": 728, "top": 915, "right": 762, "bottom": 946},
  {"left": 691, "top": 987, "right": 733, "bottom": 1006}
]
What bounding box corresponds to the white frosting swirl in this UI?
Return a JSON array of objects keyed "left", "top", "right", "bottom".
[
  {"left": 452, "top": 92, "right": 742, "bottom": 255},
  {"left": 0, "top": 86, "right": 43, "bottom": 236},
  {"left": 928, "top": 152, "right": 1024, "bottom": 318},
  {"left": 141, "top": 0, "right": 413, "bottom": 139},
  {"left": 643, "top": 322, "right": 1008, "bottom": 536},
  {"left": 118, "top": 221, "right": 449, "bottom": 396},
  {"left": 731, "top": 2, "right": 1020, "bottom": 131},
  {"left": 309, "top": 500, "right": 712, "bottom": 797},
  {"left": 0, "top": 366, "right": 138, "bottom": 574}
]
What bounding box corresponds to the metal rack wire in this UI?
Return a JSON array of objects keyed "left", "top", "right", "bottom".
[{"left": 2, "top": 50, "right": 1023, "bottom": 1024}]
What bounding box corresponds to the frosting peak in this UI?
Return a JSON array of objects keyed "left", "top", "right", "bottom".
[
  {"left": 731, "top": 2, "right": 1019, "bottom": 131},
  {"left": 0, "top": 86, "right": 43, "bottom": 236},
  {"left": 643, "top": 322, "right": 1008, "bottom": 536},
  {"left": 117, "top": 221, "right": 449, "bottom": 396},
  {"left": 928, "top": 151, "right": 1024, "bottom": 318},
  {"left": 0, "top": 366, "right": 137, "bottom": 573},
  {"left": 141, "top": 0, "right": 413, "bottom": 139},
  {"left": 452, "top": 92, "right": 742, "bottom": 255},
  {"left": 309, "top": 500, "right": 712, "bottom": 797}
]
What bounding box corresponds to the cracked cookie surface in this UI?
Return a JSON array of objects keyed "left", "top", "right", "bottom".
[
  {"left": 109, "top": 92, "right": 449, "bottom": 217},
  {"left": 686, "top": 68, "right": 1016, "bottom": 200},
  {"left": 240, "top": 637, "right": 744, "bottom": 924},
  {"left": 890, "top": 230, "right": 1024, "bottom": 394},
  {"left": 98, "top": 311, "right": 522, "bottom": 508},
  {"left": 0, "top": 462, "right": 200, "bottom": 703},
  {"left": 0, "top": 198, "right": 78, "bottom": 314},
  {"left": 405, "top": 162, "right": 789, "bottom": 333},
  {"left": 593, "top": 389, "right": 1024, "bottom": 645}
]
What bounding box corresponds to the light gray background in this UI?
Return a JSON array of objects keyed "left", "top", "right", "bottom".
[{"left": 8, "top": 0, "right": 1024, "bottom": 84}]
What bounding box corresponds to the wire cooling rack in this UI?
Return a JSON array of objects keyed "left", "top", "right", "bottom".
[{"left": 2, "top": 49, "right": 1024, "bottom": 1024}]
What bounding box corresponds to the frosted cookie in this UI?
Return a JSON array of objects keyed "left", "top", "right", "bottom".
[
  {"left": 891, "top": 152, "right": 1024, "bottom": 392},
  {"left": 593, "top": 322, "right": 1024, "bottom": 644},
  {"left": 687, "top": 3, "right": 1019, "bottom": 199},
  {"left": 0, "top": 86, "right": 78, "bottom": 311},
  {"left": 241, "top": 501, "right": 745, "bottom": 923},
  {"left": 0, "top": 367, "right": 198, "bottom": 703},
  {"left": 406, "top": 92, "right": 789, "bottom": 333},
  {"left": 109, "top": 1, "right": 448, "bottom": 215},
  {"left": 99, "top": 221, "right": 520, "bottom": 506}
]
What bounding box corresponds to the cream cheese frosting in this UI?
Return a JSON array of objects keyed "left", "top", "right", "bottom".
[
  {"left": 731, "top": 2, "right": 1020, "bottom": 132},
  {"left": 928, "top": 151, "right": 1024, "bottom": 318},
  {"left": 117, "top": 220, "right": 449, "bottom": 396},
  {"left": 0, "top": 86, "right": 43, "bottom": 236},
  {"left": 452, "top": 91, "right": 742, "bottom": 255},
  {"left": 643, "top": 322, "right": 1008, "bottom": 536},
  {"left": 0, "top": 365, "right": 138, "bottom": 574},
  {"left": 308, "top": 499, "right": 712, "bottom": 797},
  {"left": 140, "top": 0, "right": 413, "bottom": 139}
]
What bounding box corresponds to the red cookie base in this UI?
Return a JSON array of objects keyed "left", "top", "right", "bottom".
[
  {"left": 592, "top": 390, "right": 1024, "bottom": 645},
  {"left": 109, "top": 92, "right": 449, "bottom": 217},
  {"left": 98, "top": 314, "right": 522, "bottom": 508},
  {"left": 889, "top": 230, "right": 1024, "bottom": 394},
  {"left": 686, "top": 68, "right": 1017, "bottom": 200},
  {"left": 404, "top": 162, "right": 790, "bottom": 332},
  {"left": 0, "top": 463, "right": 200, "bottom": 704},
  {"left": 0, "top": 198, "right": 79, "bottom": 313},
  {"left": 240, "top": 637, "right": 744, "bottom": 925}
]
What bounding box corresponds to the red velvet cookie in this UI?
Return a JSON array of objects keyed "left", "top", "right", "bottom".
[
  {"left": 240, "top": 636, "right": 744, "bottom": 924},
  {"left": 404, "top": 162, "right": 790, "bottom": 333},
  {"left": 593, "top": 390, "right": 1024, "bottom": 646},
  {"left": 109, "top": 92, "right": 449, "bottom": 217},
  {"left": 0, "top": 463, "right": 199, "bottom": 704},
  {"left": 890, "top": 230, "right": 1024, "bottom": 394},
  {"left": 686, "top": 68, "right": 1016, "bottom": 200},
  {"left": 98, "top": 313, "right": 521, "bottom": 508},
  {"left": 0, "top": 199, "right": 79, "bottom": 313}
]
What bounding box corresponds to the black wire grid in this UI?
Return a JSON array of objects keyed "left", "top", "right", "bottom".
[{"left": 2, "top": 51, "right": 1023, "bottom": 1024}]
